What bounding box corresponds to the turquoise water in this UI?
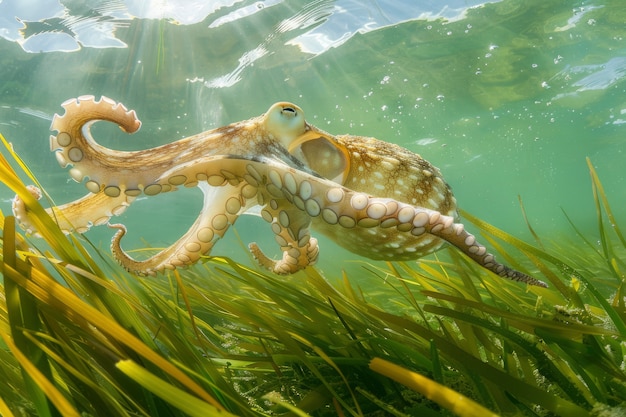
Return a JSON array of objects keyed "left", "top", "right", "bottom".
[{"left": 1, "top": 0, "right": 625, "bottom": 277}]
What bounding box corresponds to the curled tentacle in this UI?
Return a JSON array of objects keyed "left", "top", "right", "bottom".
[
  {"left": 249, "top": 204, "right": 319, "bottom": 274},
  {"left": 104, "top": 153, "right": 321, "bottom": 276},
  {"left": 109, "top": 182, "right": 251, "bottom": 276},
  {"left": 51, "top": 95, "right": 142, "bottom": 194},
  {"left": 249, "top": 238, "right": 319, "bottom": 275}
]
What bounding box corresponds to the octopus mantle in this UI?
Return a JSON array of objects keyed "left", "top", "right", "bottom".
[{"left": 13, "top": 96, "right": 547, "bottom": 287}]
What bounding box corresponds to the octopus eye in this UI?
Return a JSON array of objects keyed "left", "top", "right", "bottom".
[{"left": 282, "top": 106, "right": 297, "bottom": 117}]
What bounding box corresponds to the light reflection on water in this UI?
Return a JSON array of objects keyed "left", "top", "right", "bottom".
[
  {"left": 0, "top": 0, "right": 625, "bottom": 279},
  {"left": 0, "top": 0, "right": 495, "bottom": 53}
]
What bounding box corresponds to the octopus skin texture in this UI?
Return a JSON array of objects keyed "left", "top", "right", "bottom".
[{"left": 12, "top": 95, "right": 547, "bottom": 287}]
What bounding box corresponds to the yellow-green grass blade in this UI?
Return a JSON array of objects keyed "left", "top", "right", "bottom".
[
  {"left": 116, "top": 360, "right": 237, "bottom": 417},
  {"left": 0, "top": 138, "right": 142, "bottom": 329},
  {"left": 1, "top": 332, "right": 78, "bottom": 417},
  {"left": 263, "top": 391, "right": 314, "bottom": 417},
  {"left": 460, "top": 209, "right": 626, "bottom": 337},
  {"left": 0, "top": 395, "right": 16, "bottom": 417},
  {"left": 421, "top": 291, "right": 615, "bottom": 338},
  {"left": 517, "top": 195, "right": 544, "bottom": 249},
  {"left": 0, "top": 135, "right": 231, "bottom": 410},
  {"left": 423, "top": 304, "right": 593, "bottom": 406},
  {"left": 20, "top": 329, "right": 139, "bottom": 416},
  {"left": 364, "top": 306, "right": 591, "bottom": 416},
  {"left": 370, "top": 357, "right": 499, "bottom": 417},
  {"left": 586, "top": 157, "right": 626, "bottom": 249},
  {"left": 0, "top": 137, "right": 87, "bottom": 269},
  {"left": 3, "top": 216, "right": 62, "bottom": 417},
  {"left": 1, "top": 254, "right": 224, "bottom": 410}
]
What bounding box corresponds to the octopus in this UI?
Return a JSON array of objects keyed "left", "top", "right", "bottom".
[{"left": 12, "top": 95, "right": 547, "bottom": 287}]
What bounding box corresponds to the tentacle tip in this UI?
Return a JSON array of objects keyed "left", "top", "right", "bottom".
[
  {"left": 107, "top": 222, "right": 127, "bottom": 232},
  {"left": 530, "top": 279, "right": 549, "bottom": 288},
  {"left": 248, "top": 241, "right": 269, "bottom": 263},
  {"left": 107, "top": 223, "right": 128, "bottom": 241},
  {"left": 515, "top": 271, "right": 549, "bottom": 288},
  {"left": 25, "top": 184, "right": 43, "bottom": 199},
  {"left": 248, "top": 242, "right": 284, "bottom": 274},
  {"left": 509, "top": 269, "right": 548, "bottom": 288},
  {"left": 118, "top": 110, "right": 142, "bottom": 133}
]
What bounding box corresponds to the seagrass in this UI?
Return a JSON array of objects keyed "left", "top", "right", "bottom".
[{"left": 1, "top": 133, "right": 625, "bottom": 416}]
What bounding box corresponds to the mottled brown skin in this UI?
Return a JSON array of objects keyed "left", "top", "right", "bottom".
[
  {"left": 12, "top": 96, "right": 547, "bottom": 287},
  {"left": 317, "top": 135, "right": 457, "bottom": 260}
]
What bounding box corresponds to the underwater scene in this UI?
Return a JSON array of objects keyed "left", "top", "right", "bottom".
[{"left": 1, "top": 0, "right": 625, "bottom": 415}]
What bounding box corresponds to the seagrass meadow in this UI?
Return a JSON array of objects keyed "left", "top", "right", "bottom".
[
  {"left": 1, "top": 0, "right": 626, "bottom": 415},
  {"left": 1, "top": 127, "right": 626, "bottom": 417}
]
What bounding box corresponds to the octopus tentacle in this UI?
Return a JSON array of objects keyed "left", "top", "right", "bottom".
[
  {"left": 51, "top": 96, "right": 142, "bottom": 194},
  {"left": 146, "top": 156, "right": 546, "bottom": 286},
  {"left": 108, "top": 155, "right": 316, "bottom": 275},
  {"left": 423, "top": 215, "right": 547, "bottom": 286},
  {"left": 13, "top": 185, "right": 134, "bottom": 236},
  {"left": 110, "top": 182, "right": 250, "bottom": 276},
  {"left": 241, "top": 158, "right": 547, "bottom": 287},
  {"left": 11, "top": 185, "right": 42, "bottom": 235},
  {"left": 50, "top": 96, "right": 319, "bottom": 198},
  {"left": 249, "top": 203, "right": 319, "bottom": 274}
]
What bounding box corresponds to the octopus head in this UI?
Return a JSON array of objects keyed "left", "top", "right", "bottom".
[
  {"left": 262, "top": 101, "right": 351, "bottom": 184},
  {"left": 264, "top": 102, "right": 307, "bottom": 146}
]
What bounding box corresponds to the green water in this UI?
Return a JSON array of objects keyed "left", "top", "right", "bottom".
[{"left": 1, "top": 0, "right": 625, "bottom": 278}]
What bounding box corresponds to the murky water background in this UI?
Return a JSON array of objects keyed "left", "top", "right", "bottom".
[{"left": 1, "top": 0, "right": 625, "bottom": 278}]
